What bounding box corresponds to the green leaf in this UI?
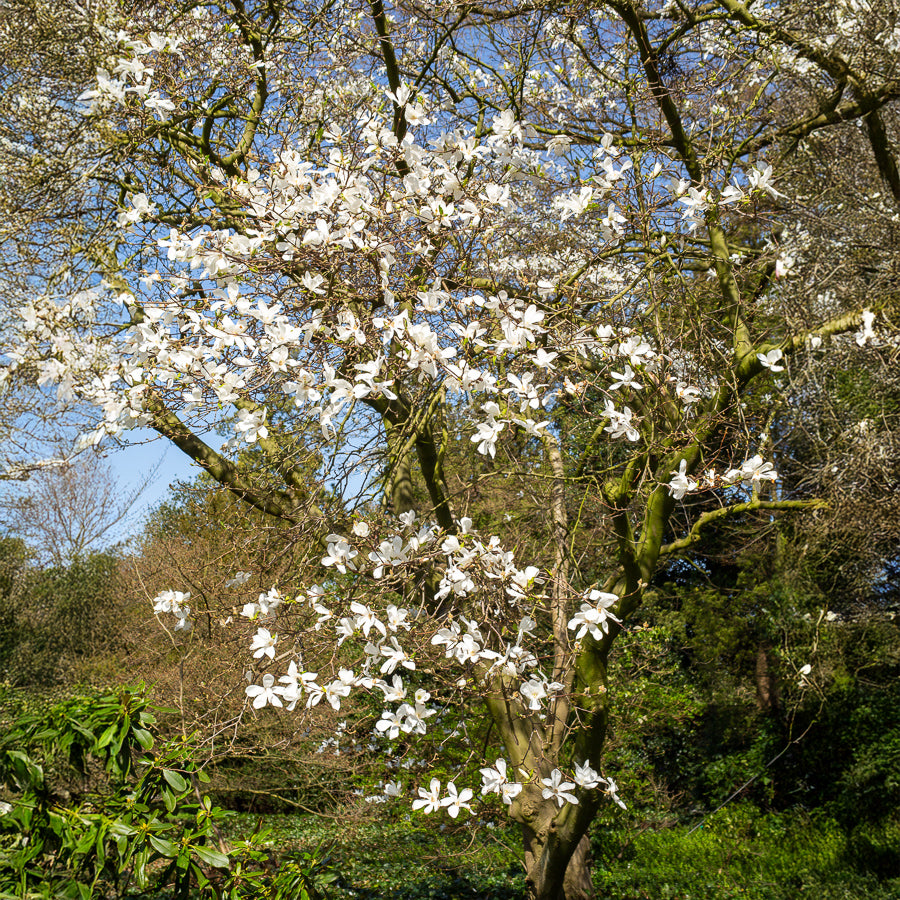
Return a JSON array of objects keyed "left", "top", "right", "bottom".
[
  {"left": 162, "top": 769, "right": 188, "bottom": 793},
  {"left": 47, "top": 809, "right": 66, "bottom": 836},
  {"left": 134, "top": 847, "right": 149, "bottom": 889},
  {"left": 97, "top": 723, "right": 118, "bottom": 749},
  {"left": 148, "top": 835, "right": 179, "bottom": 858},
  {"left": 75, "top": 833, "right": 96, "bottom": 854},
  {"left": 132, "top": 727, "right": 153, "bottom": 750},
  {"left": 192, "top": 863, "right": 211, "bottom": 889},
  {"left": 109, "top": 820, "right": 136, "bottom": 838},
  {"left": 193, "top": 844, "right": 231, "bottom": 869}
]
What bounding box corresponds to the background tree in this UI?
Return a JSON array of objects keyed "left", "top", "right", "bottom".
[
  {"left": 0, "top": 454, "right": 154, "bottom": 566},
  {"left": 0, "top": 548, "right": 128, "bottom": 686}
]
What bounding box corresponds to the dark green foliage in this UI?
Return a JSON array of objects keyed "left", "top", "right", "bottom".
[
  {"left": 208, "top": 807, "right": 899, "bottom": 900},
  {"left": 592, "top": 806, "right": 900, "bottom": 899},
  {"left": 0, "top": 686, "right": 335, "bottom": 900},
  {"left": 780, "top": 672, "right": 900, "bottom": 824},
  {"left": 607, "top": 609, "right": 900, "bottom": 824},
  {"left": 217, "top": 813, "right": 524, "bottom": 900},
  {"left": 0, "top": 550, "right": 128, "bottom": 686},
  {"left": 0, "top": 538, "right": 28, "bottom": 671},
  {"left": 350, "top": 871, "right": 524, "bottom": 900}
]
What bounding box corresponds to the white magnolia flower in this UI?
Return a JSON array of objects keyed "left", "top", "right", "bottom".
[
  {"left": 568, "top": 590, "right": 621, "bottom": 642},
  {"left": 603, "top": 401, "right": 640, "bottom": 441},
  {"left": 242, "top": 601, "right": 261, "bottom": 619},
  {"left": 740, "top": 455, "right": 778, "bottom": 487},
  {"left": 246, "top": 674, "right": 282, "bottom": 709},
  {"left": 377, "top": 674, "right": 407, "bottom": 702},
  {"left": 606, "top": 777, "right": 627, "bottom": 809},
  {"left": 384, "top": 780, "right": 403, "bottom": 798},
  {"left": 757, "top": 348, "right": 784, "bottom": 372},
  {"left": 480, "top": 758, "right": 523, "bottom": 804},
  {"left": 412, "top": 778, "right": 443, "bottom": 814},
  {"left": 747, "top": 163, "right": 784, "bottom": 199},
  {"left": 225, "top": 571, "right": 252, "bottom": 588},
  {"left": 277, "top": 662, "right": 317, "bottom": 711},
  {"left": 395, "top": 701, "right": 427, "bottom": 735},
  {"left": 351, "top": 601, "right": 387, "bottom": 638},
  {"left": 546, "top": 134, "right": 572, "bottom": 155},
  {"left": 441, "top": 781, "right": 474, "bottom": 818},
  {"left": 723, "top": 455, "right": 778, "bottom": 489},
  {"left": 520, "top": 678, "right": 548, "bottom": 710},
  {"left": 235, "top": 407, "right": 269, "bottom": 443},
  {"left": 480, "top": 759, "right": 508, "bottom": 795},
  {"left": 386, "top": 604, "right": 410, "bottom": 631},
  {"left": 321, "top": 535, "right": 358, "bottom": 573},
  {"left": 257, "top": 587, "right": 283, "bottom": 615},
  {"left": 380, "top": 637, "right": 415, "bottom": 674},
  {"left": 250, "top": 627, "right": 277, "bottom": 659},
  {"left": 856, "top": 309, "right": 877, "bottom": 346},
  {"left": 609, "top": 365, "right": 642, "bottom": 391},
  {"left": 573, "top": 761, "right": 605, "bottom": 790},
  {"left": 533, "top": 348, "right": 558, "bottom": 369},
  {"left": 501, "top": 779, "right": 524, "bottom": 804},
  {"left": 323, "top": 677, "right": 351, "bottom": 710},
  {"left": 541, "top": 769, "right": 579, "bottom": 807},
  {"left": 376, "top": 709, "right": 404, "bottom": 739},
  {"left": 472, "top": 418, "right": 505, "bottom": 457},
  {"left": 173, "top": 608, "right": 192, "bottom": 632},
  {"left": 558, "top": 186, "right": 593, "bottom": 221},
  {"left": 667, "top": 459, "right": 698, "bottom": 500},
  {"left": 676, "top": 382, "right": 702, "bottom": 405},
  {"left": 368, "top": 536, "right": 410, "bottom": 578},
  {"left": 153, "top": 590, "right": 191, "bottom": 615}
]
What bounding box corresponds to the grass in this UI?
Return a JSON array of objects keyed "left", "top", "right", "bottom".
[
  {"left": 216, "top": 804, "right": 900, "bottom": 900},
  {"left": 221, "top": 810, "right": 524, "bottom": 899},
  {"left": 593, "top": 805, "right": 900, "bottom": 900}
]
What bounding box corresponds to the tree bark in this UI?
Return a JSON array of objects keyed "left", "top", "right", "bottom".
[
  {"left": 754, "top": 644, "right": 780, "bottom": 713},
  {"left": 563, "top": 834, "right": 593, "bottom": 900},
  {"left": 524, "top": 828, "right": 593, "bottom": 900}
]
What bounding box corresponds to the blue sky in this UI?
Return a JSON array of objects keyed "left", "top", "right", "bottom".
[{"left": 108, "top": 430, "right": 200, "bottom": 538}]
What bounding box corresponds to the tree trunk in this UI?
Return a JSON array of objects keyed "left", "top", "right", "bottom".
[
  {"left": 524, "top": 829, "right": 593, "bottom": 900},
  {"left": 754, "top": 644, "right": 780, "bottom": 713},
  {"left": 563, "top": 835, "right": 593, "bottom": 900}
]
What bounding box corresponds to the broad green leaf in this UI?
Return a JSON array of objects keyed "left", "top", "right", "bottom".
[
  {"left": 132, "top": 727, "right": 153, "bottom": 750},
  {"left": 192, "top": 844, "right": 231, "bottom": 869},
  {"left": 148, "top": 835, "right": 178, "bottom": 857},
  {"left": 108, "top": 820, "right": 137, "bottom": 838},
  {"left": 162, "top": 769, "right": 188, "bottom": 792},
  {"left": 96, "top": 723, "right": 118, "bottom": 749}
]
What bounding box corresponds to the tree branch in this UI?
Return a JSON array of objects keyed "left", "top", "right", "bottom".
[{"left": 659, "top": 497, "right": 827, "bottom": 557}]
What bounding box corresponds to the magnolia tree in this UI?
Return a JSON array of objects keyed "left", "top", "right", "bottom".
[{"left": 5, "top": 0, "right": 900, "bottom": 897}]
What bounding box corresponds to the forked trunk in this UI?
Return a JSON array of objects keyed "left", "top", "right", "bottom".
[{"left": 524, "top": 829, "right": 593, "bottom": 900}]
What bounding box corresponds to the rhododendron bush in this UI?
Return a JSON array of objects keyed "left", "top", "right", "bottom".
[{"left": 3, "top": 0, "right": 899, "bottom": 897}]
